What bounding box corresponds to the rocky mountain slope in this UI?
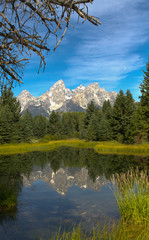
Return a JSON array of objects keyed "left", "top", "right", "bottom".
[{"left": 17, "top": 80, "right": 117, "bottom": 117}]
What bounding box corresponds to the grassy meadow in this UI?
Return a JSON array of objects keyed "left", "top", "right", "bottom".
[{"left": 0, "top": 139, "right": 149, "bottom": 156}]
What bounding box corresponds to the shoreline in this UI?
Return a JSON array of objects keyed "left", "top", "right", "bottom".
[{"left": 0, "top": 139, "right": 149, "bottom": 156}]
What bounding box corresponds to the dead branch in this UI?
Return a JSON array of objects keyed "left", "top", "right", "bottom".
[{"left": 0, "top": 0, "right": 101, "bottom": 86}]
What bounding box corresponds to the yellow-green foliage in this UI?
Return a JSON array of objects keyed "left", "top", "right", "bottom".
[
  {"left": 0, "top": 140, "right": 149, "bottom": 155},
  {"left": 94, "top": 141, "right": 149, "bottom": 155},
  {"left": 0, "top": 140, "right": 95, "bottom": 155}
]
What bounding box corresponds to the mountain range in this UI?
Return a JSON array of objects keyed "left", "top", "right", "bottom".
[{"left": 17, "top": 80, "right": 117, "bottom": 117}]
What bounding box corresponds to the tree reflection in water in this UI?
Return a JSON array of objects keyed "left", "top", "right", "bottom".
[{"left": 0, "top": 147, "right": 148, "bottom": 224}]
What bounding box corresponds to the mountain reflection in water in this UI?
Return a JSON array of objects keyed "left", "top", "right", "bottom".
[
  {"left": 0, "top": 147, "right": 148, "bottom": 240},
  {"left": 23, "top": 167, "right": 108, "bottom": 196}
]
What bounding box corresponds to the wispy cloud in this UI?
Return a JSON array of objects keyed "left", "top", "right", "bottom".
[
  {"left": 64, "top": 0, "right": 149, "bottom": 91},
  {"left": 14, "top": 0, "right": 149, "bottom": 99}
]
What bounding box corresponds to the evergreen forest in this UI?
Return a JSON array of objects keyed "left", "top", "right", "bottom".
[{"left": 0, "top": 59, "right": 149, "bottom": 145}]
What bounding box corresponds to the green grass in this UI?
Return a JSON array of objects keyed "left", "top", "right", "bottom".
[
  {"left": 47, "top": 222, "right": 149, "bottom": 240},
  {"left": 111, "top": 168, "right": 149, "bottom": 225},
  {"left": 0, "top": 139, "right": 149, "bottom": 156}
]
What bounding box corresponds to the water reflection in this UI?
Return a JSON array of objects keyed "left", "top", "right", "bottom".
[
  {"left": 0, "top": 148, "right": 148, "bottom": 240},
  {"left": 23, "top": 167, "right": 108, "bottom": 195}
]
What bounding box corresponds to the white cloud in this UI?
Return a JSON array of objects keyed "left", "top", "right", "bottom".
[
  {"left": 64, "top": 0, "right": 149, "bottom": 91},
  {"left": 85, "top": 0, "right": 146, "bottom": 16},
  {"left": 15, "top": 0, "right": 149, "bottom": 99}
]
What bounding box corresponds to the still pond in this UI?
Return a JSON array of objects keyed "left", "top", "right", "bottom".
[{"left": 0, "top": 147, "right": 148, "bottom": 240}]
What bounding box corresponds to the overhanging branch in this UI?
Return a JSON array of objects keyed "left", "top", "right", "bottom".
[{"left": 0, "top": 0, "right": 101, "bottom": 86}]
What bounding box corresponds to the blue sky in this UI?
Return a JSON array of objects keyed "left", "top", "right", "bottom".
[{"left": 14, "top": 0, "right": 149, "bottom": 101}]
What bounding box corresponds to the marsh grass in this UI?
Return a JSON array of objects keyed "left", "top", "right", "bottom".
[
  {"left": 49, "top": 222, "right": 149, "bottom": 240},
  {"left": 0, "top": 140, "right": 96, "bottom": 155},
  {"left": 94, "top": 142, "right": 149, "bottom": 156},
  {"left": 0, "top": 140, "right": 149, "bottom": 155},
  {"left": 111, "top": 168, "right": 149, "bottom": 225}
]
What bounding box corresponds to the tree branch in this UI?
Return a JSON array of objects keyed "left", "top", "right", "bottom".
[{"left": 0, "top": 0, "right": 101, "bottom": 86}]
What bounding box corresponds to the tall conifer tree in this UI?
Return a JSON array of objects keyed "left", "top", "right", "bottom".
[
  {"left": 0, "top": 86, "right": 21, "bottom": 122},
  {"left": 111, "top": 89, "right": 135, "bottom": 143},
  {"left": 0, "top": 105, "right": 14, "bottom": 143},
  {"left": 102, "top": 100, "right": 112, "bottom": 119},
  {"left": 0, "top": 86, "right": 21, "bottom": 143},
  {"left": 139, "top": 58, "right": 149, "bottom": 140},
  {"left": 20, "top": 109, "right": 33, "bottom": 142},
  {"left": 124, "top": 90, "right": 136, "bottom": 143},
  {"left": 47, "top": 111, "right": 61, "bottom": 135},
  {"left": 84, "top": 101, "right": 99, "bottom": 127},
  {"left": 112, "top": 90, "right": 126, "bottom": 142},
  {"left": 32, "top": 115, "right": 47, "bottom": 138},
  {"left": 98, "top": 115, "right": 112, "bottom": 141},
  {"left": 134, "top": 57, "right": 149, "bottom": 142},
  {"left": 86, "top": 114, "right": 99, "bottom": 141}
]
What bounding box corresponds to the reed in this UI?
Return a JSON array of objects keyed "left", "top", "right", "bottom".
[
  {"left": 49, "top": 222, "right": 149, "bottom": 240},
  {"left": 111, "top": 168, "right": 149, "bottom": 225}
]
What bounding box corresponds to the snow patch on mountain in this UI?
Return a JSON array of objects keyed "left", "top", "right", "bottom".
[{"left": 17, "top": 80, "right": 117, "bottom": 117}]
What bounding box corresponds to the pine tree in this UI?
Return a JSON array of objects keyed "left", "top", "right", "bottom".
[
  {"left": 86, "top": 114, "right": 99, "bottom": 141},
  {"left": 124, "top": 90, "right": 136, "bottom": 143},
  {"left": 78, "top": 112, "right": 86, "bottom": 139},
  {"left": 102, "top": 100, "right": 113, "bottom": 139},
  {"left": 20, "top": 109, "right": 33, "bottom": 142},
  {"left": 0, "top": 86, "right": 21, "bottom": 122},
  {"left": 0, "top": 86, "right": 21, "bottom": 143},
  {"left": 132, "top": 103, "right": 145, "bottom": 143},
  {"left": 0, "top": 105, "right": 14, "bottom": 143},
  {"left": 139, "top": 57, "right": 149, "bottom": 140},
  {"left": 111, "top": 90, "right": 126, "bottom": 142},
  {"left": 84, "top": 101, "right": 99, "bottom": 127},
  {"left": 102, "top": 100, "right": 112, "bottom": 119},
  {"left": 61, "top": 113, "right": 71, "bottom": 136},
  {"left": 111, "top": 89, "right": 135, "bottom": 143},
  {"left": 33, "top": 115, "right": 48, "bottom": 138},
  {"left": 47, "top": 111, "right": 61, "bottom": 135},
  {"left": 98, "top": 115, "right": 112, "bottom": 141}
]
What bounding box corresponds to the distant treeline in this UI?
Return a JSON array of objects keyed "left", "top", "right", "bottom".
[{"left": 0, "top": 59, "right": 148, "bottom": 144}]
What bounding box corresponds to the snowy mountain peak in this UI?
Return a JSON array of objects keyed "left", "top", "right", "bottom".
[
  {"left": 17, "top": 80, "right": 117, "bottom": 117},
  {"left": 18, "top": 89, "right": 32, "bottom": 97},
  {"left": 17, "top": 90, "right": 35, "bottom": 112},
  {"left": 72, "top": 85, "right": 85, "bottom": 94},
  {"left": 86, "top": 82, "right": 100, "bottom": 91},
  {"left": 50, "top": 79, "right": 65, "bottom": 90}
]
